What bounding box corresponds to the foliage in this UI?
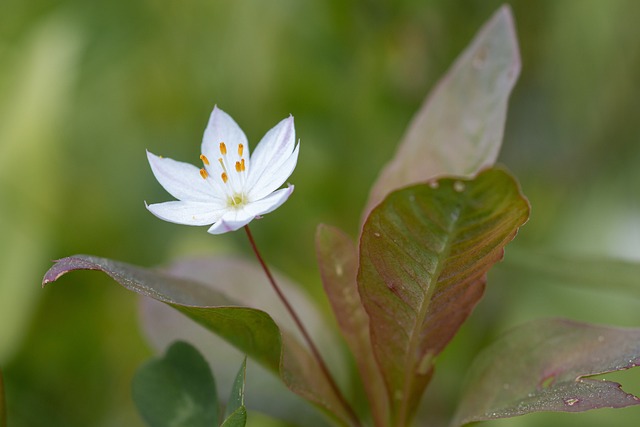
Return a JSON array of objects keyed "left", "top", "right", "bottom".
[
  {"left": 132, "top": 341, "right": 247, "bottom": 427},
  {"left": 20, "top": 2, "right": 640, "bottom": 427}
]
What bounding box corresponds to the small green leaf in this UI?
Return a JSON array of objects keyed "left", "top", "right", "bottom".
[
  {"left": 358, "top": 168, "right": 530, "bottom": 426},
  {"left": 0, "top": 368, "right": 7, "bottom": 427},
  {"left": 364, "top": 5, "right": 521, "bottom": 218},
  {"left": 132, "top": 341, "right": 218, "bottom": 427},
  {"left": 452, "top": 318, "right": 640, "bottom": 426},
  {"left": 220, "top": 407, "right": 247, "bottom": 427},
  {"left": 225, "top": 358, "right": 246, "bottom": 419}
]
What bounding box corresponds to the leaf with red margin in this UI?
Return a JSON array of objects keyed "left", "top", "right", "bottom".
[
  {"left": 452, "top": 318, "right": 640, "bottom": 426},
  {"left": 364, "top": 5, "right": 520, "bottom": 219},
  {"left": 42, "top": 255, "right": 352, "bottom": 426},
  {"left": 316, "top": 224, "right": 389, "bottom": 427},
  {"left": 358, "top": 168, "right": 530, "bottom": 426}
]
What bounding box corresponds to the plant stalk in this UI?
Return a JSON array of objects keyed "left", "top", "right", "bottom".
[{"left": 243, "top": 225, "right": 362, "bottom": 427}]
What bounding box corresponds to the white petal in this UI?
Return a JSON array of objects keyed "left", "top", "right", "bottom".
[
  {"left": 146, "top": 200, "right": 226, "bottom": 226},
  {"left": 147, "top": 151, "right": 217, "bottom": 202},
  {"left": 207, "top": 209, "right": 256, "bottom": 235},
  {"left": 247, "top": 143, "right": 299, "bottom": 200},
  {"left": 246, "top": 116, "right": 295, "bottom": 190},
  {"left": 246, "top": 185, "right": 295, "bottom": 216},
  {"left": 201, "top": 106, "right": 250, "bottom": 170}
]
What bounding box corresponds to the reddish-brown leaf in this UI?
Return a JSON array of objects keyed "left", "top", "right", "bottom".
[{"left": 358, "top": 168, "right": 530, "bottom": 426}]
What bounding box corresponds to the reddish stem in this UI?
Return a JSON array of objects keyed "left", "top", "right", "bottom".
[{"left": 244, "top": 225, "right": 362, "bottom": 427}]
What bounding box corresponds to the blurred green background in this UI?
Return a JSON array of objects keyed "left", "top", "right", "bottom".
[{"left": 1, "top": 0, "right": 639, "bottom": 426}]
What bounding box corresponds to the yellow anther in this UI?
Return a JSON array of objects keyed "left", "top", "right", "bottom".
[
  {"left": 219, "top": 142, "right": 227, "bottom": 155},
  {"left": 200, "top": 154, "right": 210, "bottom": 165},
  {"left": 235, "top": 161, "right": 242, "bottom": 172},
  {"left": 241, "top": 158, "right": 246, "bottom": 171},
  {"left": 199, "top": 168, "right": 208, "bottom": 179},
  {"left": 238, "top": 144, "right": 244, "bottom": 157},
  {"left": 221, "top": 172, "right": 228, "bottom": 183}
]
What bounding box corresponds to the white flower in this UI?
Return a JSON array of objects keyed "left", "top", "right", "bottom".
[{"left": 146, "top": 106, "right": 299, "bottom": 234}]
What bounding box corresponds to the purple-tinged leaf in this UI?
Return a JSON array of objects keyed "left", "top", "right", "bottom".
[
  {"left": 358, "top": 168, "right": 530, "bottom": 426},
  {"left": 452, "top": 318, "right": 640, "bottom": 426},
  {"left": 316, "top": 224, "right": 389, "bottom": 427},
  {"left": 364, "top": 5, "right": 520, "bottom": 219},
  {"left": 42, "top": 255, "right": 352, "bottom": 426}
]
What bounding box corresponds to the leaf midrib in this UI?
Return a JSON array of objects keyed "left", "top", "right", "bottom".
[{"left": 396, "top": 195, "right": 463, "bottom": 426}]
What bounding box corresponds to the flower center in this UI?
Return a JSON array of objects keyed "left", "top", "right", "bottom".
[
  {"left": 227, "top": 193, "right": 247, "bottom": 209},
  {"left": 198, "top": 142, "right": 249, "bottom": 207}
]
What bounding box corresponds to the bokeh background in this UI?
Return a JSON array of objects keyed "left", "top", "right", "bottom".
[{"left": 1, "top": 0, "right": 639, "bottom": 426}]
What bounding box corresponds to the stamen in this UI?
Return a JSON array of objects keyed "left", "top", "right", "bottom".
[
  {"left": 200, "top": 154, "right": 210, "bottom": 165},
  {"left": 218, "top": 158, "right": 226, "bottom": 172},
  {"left": 199, "top": 168, "right": 208, "bottom": 179},
  {"left": 219, "top": 142, "right": 227, "bottom": 155},
  {"left": 238, "top": 144, "right": 244, "bottom": 157},
  {"left": 241, "top": 158, "right": 246, "bottom": 171},
  {"left": 221, "top": 172, "right": 228, "bottom": 183},
  {"left": 235, "top": 161, "right": 242, "bottom": 172}
]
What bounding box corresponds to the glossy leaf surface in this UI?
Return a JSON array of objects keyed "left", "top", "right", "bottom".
[
  {"left": 42, "top": 256, "right": 352, "bottom": 426},
  {"left": 364, "top": 5, "right": 520, "bottom": 217},
  {"left": 132, "top": 341, "right": 218, "bottom": 427},
  {"left": 316, "top": 224, "right": 389, "bottom": 427},
  {"left": 452, "top": 318, "right": 640, "bottom": 426},
  {"left": 359, "top": 168, "right": 530, "bottom": 425}
]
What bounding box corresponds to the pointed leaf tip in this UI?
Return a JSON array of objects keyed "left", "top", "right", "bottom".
[{"left": 363, "top": 5, "right": 521, "bottom": 219}]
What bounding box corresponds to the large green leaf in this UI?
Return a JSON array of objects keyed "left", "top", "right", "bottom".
[
  {"left": 452, "top": 318, "right": 640, "bottom": 426},
  {"left": 364, "top": 5, "right": 520, "bottom": 218},
  {"left": 42, "top": 256, "right": 353, "bottom": 426},
  {"left": 316, "top": 224, "right": 389, "bottom": 427},
  {"left": 132, "top": 341, "right": 219, "bottom": 427},
  {"left": 358, "top": 168, "right": 530, "bottom": 426},
  {"left": 139, "top": 257, "right": 337, "bottom": 427}
]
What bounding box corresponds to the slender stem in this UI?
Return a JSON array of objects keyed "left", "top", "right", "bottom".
[{"left": 244, "top": 226, "right": 362, "bottom": 427}]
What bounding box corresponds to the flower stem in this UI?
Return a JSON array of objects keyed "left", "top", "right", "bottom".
[{"left": 244, "top": 225, "right": 362, "bottom": 427}]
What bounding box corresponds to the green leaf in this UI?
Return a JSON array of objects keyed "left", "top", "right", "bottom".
[
  {"left": 132, "top": 341, "right": 218, "bottom": 427},
  {"left": 0, "top": 368, "right": 7, "bottom": 427},
  {"left": 225, "top": 358, "right": 246, "bottom": 420},
  {"left": 316, "top": 224, "right": 389, "bottom": 426},
  {"left": 358, "top": 168, "right": 530, "bottom": 426},
  {"left": 220, "top": 407, "right": 247, "bottom": 427},
  {"left": 43, "top": 256, "right": 352, "bottom": 426},
  {"left": 364, "top": 5, "right": 520, "bottom": 218},
  {"left": 452, "top": 318, "right": 640, "bottom": 426},
  {"left": 139, "top": 257, "right": 339, "bottom": 427}
]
